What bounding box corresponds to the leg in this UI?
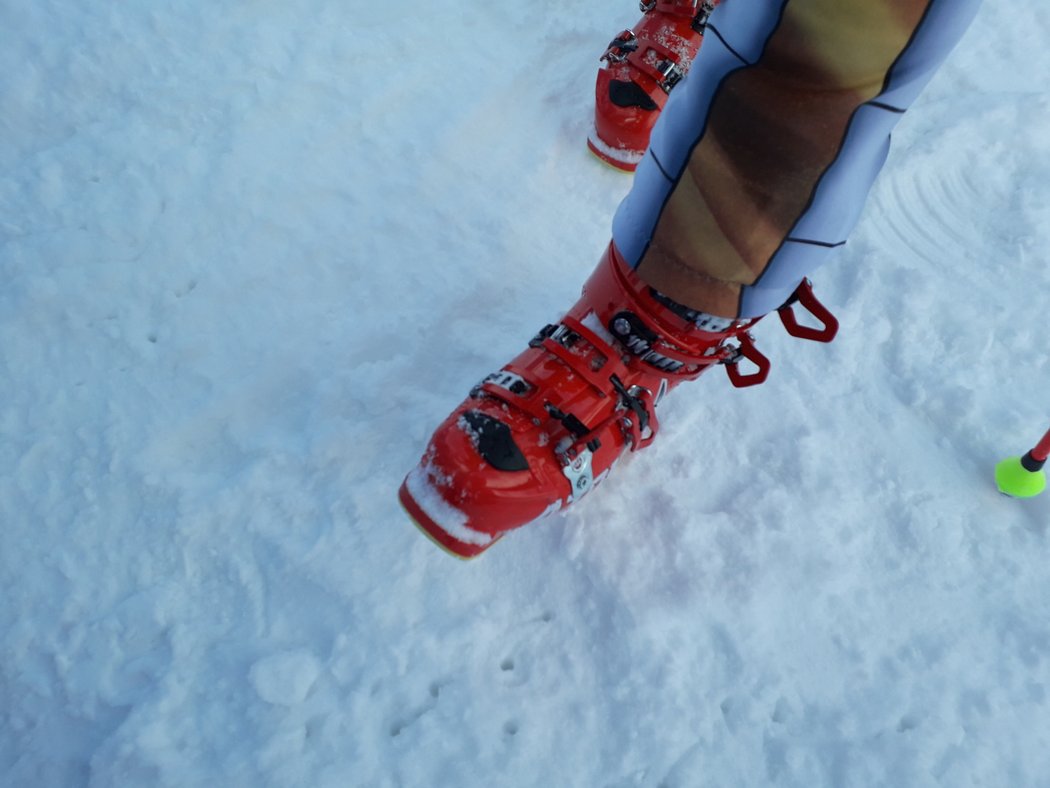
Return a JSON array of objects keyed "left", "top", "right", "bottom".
[{"left": 615, "top": 0, "right": 983, "bottom": 317}]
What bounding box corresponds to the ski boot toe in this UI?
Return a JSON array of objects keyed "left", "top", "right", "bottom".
[{"left": 400, "top": 403, "right": 567, "bottom": 559}]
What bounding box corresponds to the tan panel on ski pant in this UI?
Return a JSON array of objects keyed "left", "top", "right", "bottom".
[{"left": 635, "top": 0, "right": 931, "bottom": 317}]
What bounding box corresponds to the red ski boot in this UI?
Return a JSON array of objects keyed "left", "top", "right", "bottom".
[
  {"left": 399, "top": 243, "right": 839, "bottom": 559},
  {"left": 588, "top": 1, "right": 719, "bottom": 171}
]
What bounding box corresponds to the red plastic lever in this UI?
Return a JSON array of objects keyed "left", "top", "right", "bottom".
[
  {"left": 778, "top": 279, "right": 839, "bottom": 343},
  {"left": 724, "top": 332, "right": 771, "bottom": 388}
]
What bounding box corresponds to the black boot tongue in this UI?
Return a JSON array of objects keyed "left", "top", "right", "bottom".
[
  {"left": 608, "top": 80, "right": 659, "bottom": 111},
  {"left": 460, "top": 411, "right": 530, "bottom": 472}
]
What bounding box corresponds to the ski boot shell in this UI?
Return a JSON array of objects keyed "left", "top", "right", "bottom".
[
  {"left": 399, "top": 243, "right": 839, "bottom": 559},
  {"left": 588, "top": 1, "right": 718, "bottom": 171}
]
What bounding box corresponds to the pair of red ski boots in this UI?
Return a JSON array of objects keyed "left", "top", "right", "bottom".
[
  {"left": 588, "top": 0, "right": 719, "bottom": 171},
  {"left": 399, "top": 244, "right": 839, "bottom": 559}
]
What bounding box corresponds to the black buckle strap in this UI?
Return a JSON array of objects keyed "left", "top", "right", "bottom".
[
  {"left": 609, "top": 375, "right": 651, "bottom": 438},
  {"left": 691, "top": 0, "right": 717, "bottom": 34},
  {"left": 545, "top": 403, "right": 594, "bottom": 446}
]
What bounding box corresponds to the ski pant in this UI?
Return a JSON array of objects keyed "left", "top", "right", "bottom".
[{"left": 611, "top": 0, "right": 983, "bottom": 319}]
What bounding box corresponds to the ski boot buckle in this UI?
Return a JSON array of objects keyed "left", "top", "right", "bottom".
[{"left": 778, "top": 279, "right": 839, "bottom": 343}]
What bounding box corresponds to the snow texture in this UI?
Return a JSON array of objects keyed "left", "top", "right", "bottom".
[
  {"left": 404, "top": 461, "right": 490, "bottom": 548},
  {"left": 3, "top": 1, "right": 1050, "bottom": 786}
]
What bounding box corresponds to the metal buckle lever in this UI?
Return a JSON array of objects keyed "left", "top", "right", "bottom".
[
  {"left": 656, "top": 59, "right": 684, "bottom": 92},
  {"left": 602, "top": 30, "right": 638, "bottom": 64}
]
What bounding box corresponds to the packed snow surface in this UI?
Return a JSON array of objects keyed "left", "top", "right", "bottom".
[{"left": 4, "top": 1, "right": 1050, "bottom": 786}]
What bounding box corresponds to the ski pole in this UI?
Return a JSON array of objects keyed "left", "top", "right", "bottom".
[{"left": 994, "top": 426, "right": 1050, "bottom": 498}]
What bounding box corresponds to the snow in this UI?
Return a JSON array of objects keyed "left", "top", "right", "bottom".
[
  {"left": 250, "top": 650, "right": 323, "bottom": 707},
  {"left": 404, "top": 461, "right": 491, "bottom": 548},
  {"left": 3, "top": 1, "right": 1050, "bottom": 786}
]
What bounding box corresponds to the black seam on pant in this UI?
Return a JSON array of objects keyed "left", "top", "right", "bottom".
[
  {"left": 749, "top": 0, "right": 938, "bottom": 304},
  {"left": 705, "top": 24, "right": 753, "bottom": 67},
  {"left": 785, "top": 237, "right": 847, "bottom": 248},
  {"left": 650, "top": 149, "right": 673, "bottom": 183},
  {"left": 879, "top": 0, "right": 938, "bottom": 96},
  {"left": 868, "top": 100, "right": 907, "bottom": 114}
]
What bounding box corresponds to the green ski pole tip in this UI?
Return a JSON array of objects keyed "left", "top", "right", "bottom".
[{"left": 995, "top": 456, "right": 1047, "bottom": 498}]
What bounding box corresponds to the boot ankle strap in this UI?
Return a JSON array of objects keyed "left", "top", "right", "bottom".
[{"left": 605, "top": 244, "right": 750, "bottom": 340}]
